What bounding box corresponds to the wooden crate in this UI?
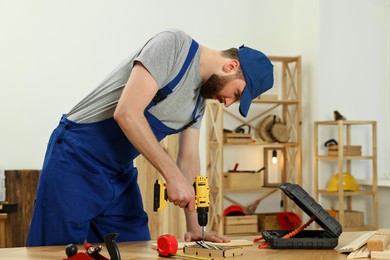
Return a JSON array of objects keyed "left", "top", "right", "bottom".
[
  {"left": 327, "top": 145, "right": 362, "bottom": 156},
  {"left": 224, "top": 215, "right": 258, "bottom": 235},
  {"left": 257, "top": 213, "right": 281, "bottom": 230},
  {"left": 223, "top": 133, "right": 252, "bottom": 144},
  {"left": 223, "top": 172, "right": 263, "bottom": 190},
  {"left": 335, "top": 210, "right": 364, "bottom": 228}
]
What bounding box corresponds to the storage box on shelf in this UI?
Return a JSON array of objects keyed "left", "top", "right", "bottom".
[
  {"left": 223, "top": 172, "right": 263, "bottom": 190},
  {"left": 224, "top": 215, "right": 258, "bottom": 235},
  {"left": 334, "top": 210, "right": 364, "bottom": 228},
  {"left": 205, "top": 56, "right": 302, "bottom": 235},
  {"left": 313, "top": 120, "right": 378, "bottom": 231},
  {"left": 257, "top": 213, "right": 282, "bottom": 230}
]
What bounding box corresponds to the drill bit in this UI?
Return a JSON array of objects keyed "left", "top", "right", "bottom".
[{"left": 202, "top": 226, "right": 205, "bottom": 242}]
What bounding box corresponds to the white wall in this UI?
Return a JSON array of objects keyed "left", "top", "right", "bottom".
[
  {"left": 316, "top": 0, "right": 390, "bottom": 228},
  {"left": 1, "top": 0, "right": 389, "bottom": 226},
  {"left": 319, "top": 0, "right": 388, "bottom": 180},
  {"left": 0, "top": 0, "right": 294, "bottom": 169}
]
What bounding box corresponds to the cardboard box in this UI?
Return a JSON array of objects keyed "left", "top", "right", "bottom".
[
  {"left": 223, "top": 172, "right": 263, "bottom": 190},
  {"left": 335, "top": 210, "right": 364, "bottom": 228},
  {"left": 224, "top": 215, "right": 258, "bottom": 234}
]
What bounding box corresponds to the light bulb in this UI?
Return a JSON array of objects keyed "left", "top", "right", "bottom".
[{"left": 272, "top": 150, "right": 277, "bottom": 164}]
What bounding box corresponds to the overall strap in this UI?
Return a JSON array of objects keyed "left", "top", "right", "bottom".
[
  {"left": 182, "top": 94, "right": 202, "bottom": 130},
  {"left": 151, "top": 39, "right": 199, "bottom": 105}
]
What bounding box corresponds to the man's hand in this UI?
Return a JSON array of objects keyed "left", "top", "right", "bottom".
[
  {"left": 184, "top": 231, "right": 231, "bottom": 243},
  {"left": 166, "top": 174, "right": 195, "bottom": 211}
]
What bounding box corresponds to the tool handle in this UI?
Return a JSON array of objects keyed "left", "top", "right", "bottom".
[
  {"left": 104, "top": 233, "right": 121, "bottom": 260},
  {"left": 153, "top": 180, "right": 167, "bottom": 212}
]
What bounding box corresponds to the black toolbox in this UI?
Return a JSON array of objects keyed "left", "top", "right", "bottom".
[{"left": 260, "top": 182, "right": 342, "bottom": 249}]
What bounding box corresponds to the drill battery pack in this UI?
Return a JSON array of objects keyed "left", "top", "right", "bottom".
[{"left": 260, "top": 182, "right": 342, "bottom": 249}]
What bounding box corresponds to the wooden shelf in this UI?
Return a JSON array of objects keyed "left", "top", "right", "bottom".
[
  {"left": 344, "top": 226, "right": 377, "bottom": 232},
  {"left": 206, "top": 56, "right": 302, "bottom": 235},
  {"left": 313, "top": 120, "right": 378, "bottom": 231},
  {"left": 315, "top": 155, "right": 374, "bottom": 160},
  {"left": 318, "top": 190, "right": 376, "bottom": 196},
  {"left": 252, "top": 99, "right": 299, "bottom": 105}
]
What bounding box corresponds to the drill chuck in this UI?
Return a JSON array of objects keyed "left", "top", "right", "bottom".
[{"left": 197, "top": 208, "right": 208, "bottom": 227}]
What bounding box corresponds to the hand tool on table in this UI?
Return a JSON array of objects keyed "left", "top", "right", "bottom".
[
  {"left": 63, "top": 233, "right": 121, "bottom": 260},
  {"left": 153, "top": 176, "right": 210, "bottom": 244}
]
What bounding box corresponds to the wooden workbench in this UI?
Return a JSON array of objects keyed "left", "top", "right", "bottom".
[{"left": 0, "top": 232, "right": 371, "bottom": 260}]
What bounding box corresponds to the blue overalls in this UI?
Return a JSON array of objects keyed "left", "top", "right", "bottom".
[{"left": 26, "top": 40, "right": 200, "bottom": 246}]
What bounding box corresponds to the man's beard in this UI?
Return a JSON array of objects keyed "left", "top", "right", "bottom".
[{"left": 200, "top": 74, "right": 238, "bottom": 101}]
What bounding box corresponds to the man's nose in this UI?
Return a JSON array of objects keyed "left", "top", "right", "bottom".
[{"left": 224, "top": 97, "right": 235, "bottom": 107}]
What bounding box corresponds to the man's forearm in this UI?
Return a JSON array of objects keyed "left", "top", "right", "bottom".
[{"left": 185, "top": 208, "right": 202, "bottom": 233}]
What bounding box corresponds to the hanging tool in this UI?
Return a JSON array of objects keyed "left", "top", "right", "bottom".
[
  {"left": 246, "top": 188, "right": 277, "bottom": 215},
  {"left": 153, "top": 176, "right": 210, "bottom": 243},
  {"left": 157, "top": 235, "right": 211, "bottom": 260}
]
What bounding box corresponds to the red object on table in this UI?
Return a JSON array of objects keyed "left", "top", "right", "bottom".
[{"left": 157, "top": 235, "right": 178, "bottom": 257}]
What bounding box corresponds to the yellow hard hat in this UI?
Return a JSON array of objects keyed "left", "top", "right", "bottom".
[{"left": 326, "top": 172, "right": 359, "bottom": 191}]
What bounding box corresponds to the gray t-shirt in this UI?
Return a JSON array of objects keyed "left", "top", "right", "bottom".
[{"left": 67, "top": 29, "right": 205, "bottom": 129}]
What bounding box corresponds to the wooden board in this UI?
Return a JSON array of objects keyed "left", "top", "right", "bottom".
[{"left": 183, "top": 245, "right": 243, "bottom": 258}]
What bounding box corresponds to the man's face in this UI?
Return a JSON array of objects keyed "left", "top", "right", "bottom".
[{"left": 200, "top": 73, "right": 246, "bottom": 107}]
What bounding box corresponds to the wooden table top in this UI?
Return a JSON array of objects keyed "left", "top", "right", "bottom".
[{"left": 0, "top": 232, "right": 370, "bottom": 260}]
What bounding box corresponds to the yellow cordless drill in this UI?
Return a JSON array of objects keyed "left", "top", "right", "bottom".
[
  {"left": 153, "top": 176, "right": 210, "bottom": 242},
  {"left": 193, "top": 176, "right": 210, "bottom": 242}
]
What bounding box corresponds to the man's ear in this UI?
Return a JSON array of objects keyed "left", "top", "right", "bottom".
[{"left": 223, "top": 59, "right": 240, "bottom": 73}]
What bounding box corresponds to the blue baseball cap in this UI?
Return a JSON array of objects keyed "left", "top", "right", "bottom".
[{"left": 238, "top": 45, "right": 274, "bottom": 117}]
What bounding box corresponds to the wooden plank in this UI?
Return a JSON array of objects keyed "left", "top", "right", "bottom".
[
  {"left": 367, "top": 234, "right": 390, "bottom": 251},
  {"left": 338, "top": 231, "right": 375, "bottom": 253},
  {"left": 347, "top": 245, "right": 370, "bottom": 259},
  {"left": 371, "top": 250, "right": 390, "bottom": 259},
  {"left": 183, "top": 245, "right": 243, "bottom": 258}
]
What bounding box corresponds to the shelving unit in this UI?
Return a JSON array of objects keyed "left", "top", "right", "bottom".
[
  {"left": 205, "top": 56, "right": 302, "bottom": 235},
  {"left": 313, "top": 120, "right": 378, "bottom": 231}
]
